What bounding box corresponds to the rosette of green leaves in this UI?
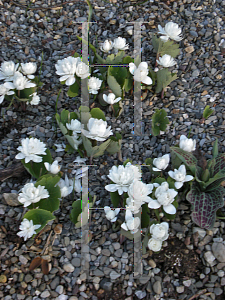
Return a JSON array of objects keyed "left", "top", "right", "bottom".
[{"left": 170, "top": 140, "right": 225, "bottom": 229}]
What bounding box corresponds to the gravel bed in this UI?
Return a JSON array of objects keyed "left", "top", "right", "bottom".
[{"left": 0, "top": 0, "right": 225, "bottom": 299}]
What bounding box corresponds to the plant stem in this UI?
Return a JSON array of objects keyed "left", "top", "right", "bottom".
[
  {"left": 86, "top": 0, "right": 93, "bottom": 22},
  {"left": 161, "top": 88, "right": 164, "bottom": 99}
]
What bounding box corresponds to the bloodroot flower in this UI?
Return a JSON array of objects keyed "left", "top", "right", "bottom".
[
  {"left": 15, "top": 137, "right": 47, "bottom": 163},
  {"left": 168, "top": 164, "right": 193, "bottom": 189},
  {"left": 17, "top": 218, "right": 41, "bottom": 241},
  {"left": 158, "top": 21, "right": 183, "bottom": 42},
  {"left": 82, "top": 118, "right": 113, "bottom": 141},
  {"left": 18, "top": 183, "right": 49, "bottom": 207}
]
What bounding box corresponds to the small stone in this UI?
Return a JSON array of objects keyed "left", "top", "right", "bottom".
[
  {"left": 148, "top": 259, "right": 156, "bottom": 268},
  {"left": 185, "top": 46, "right": 194, "bottom": 53},
  {"left": 135, "top": 290, "right": 146, "bottom": 299},
  {"left": 19, "top": 255, "right": 28, "bottom": 265},
  {"left": 192, "top": 70, "right": 200, "bottom": 77},
  {"left": 100, "top": 279, "right": 113, "bottom": 292},
  {"left": 63, "top": 263, "right": 75, "bottom": 273},
  {"left": 3, "top": 193, "right": 20, "bottom": 206},
  {"left": 110, "top": 271, "right": 121, "bottom": 280},
  {"left": 24, "top": 46, "right": 29, "bottom": 55},
  {"left": 204, "top": 251, "right": 216, "bottom": 265},
  {"left": 126, "top": 286, "right": 132, "bottom": 296},
  {"left": 25, "top": 274, "right": 33, "bottom": 283},
  {"left": 138, "top": 275, "right": 150, "bottom": 284},
  {"left": 183, "top": 279, "right": 192, "bottom": 287},
  {"left": 193, "top": 227, "right": 206, "bottom": 239},
  {"left": 214, "top": 287, "right": 223, "bottom": 295},
  {"left": 0, "top": 275, "right": 7, "bottom": 283},
  {"left": 56, "top": 285, "right": 64, "bottom": 294},
  {"left": 153, "top": 281, "right": 162, "bottom": 294},
  {"left": 176, "top": 286, "right": 184, "bottom": 293},
  {"left": 212, "top": 243, "right": 225, "bottom": 262},
  {"left": 40, "top": 290, "right": 50, "bottom": 298},
  {"left": 72, "top": 258, "right": 81, "bottom": 267}
]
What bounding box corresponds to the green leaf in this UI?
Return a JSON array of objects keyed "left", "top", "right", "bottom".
[
  {"left": 108, "top": 66, "right": 127, "bottom": 87},
  {"left": 152, "top": 109, "right": 169, "bottom": 136},
  {"left": 90, "top": 108, "right": 106, "bottom": 121},
  {"left": 113, "top": 100, "right": 123, "bottom": 117},
  {"left": 170, "top": 146, "right": 198, "bottom": 176},
  {"left": 22, "top": 148, "right": 53, "bottom": 179},
  {"left": 112, "top": 51, "right": 125, "bottom": 64},
  {"left": 23, "top": 209, "right": 55, "bottom": 234},
  {"left": 124, "top": 77, "right": 133, "bottom": 93},
  {"left": 92, "top": 139, "right": 111, "bottom": 157},
  {"left": 67, "top": 80, "right": 80, "bottom": 98},
  {"left": 207, "top": 153, "right": 225, "bottom": 177},
  {"left": 212, "top": 139, "right": 218, "bottom": 159},
  {"left": 203, "top": 105, "right": 213, "bottom": 120},
  {"left": 110, "top": 191, "right": 121, "bottom": 207},
  {"left": 82, "top": 135, "right": 93, "bottom": 157},
  {"left": 105, "top": 54, "right": 115, "bottom": 63},
  {"left": 141, "top": 203, "right": 150, "bottom": 228},
  {"left": 34, "top": 175, "right": 61, "bottom": 212},
  {"left": 73, "top": 52, "right": 80, "bottom": 58},
  {"left": 106, "top": 138, "right": 122, "bottom": 155},
  {"left": 107, "top": 75, "right": 122, "bottom": 97},
  {"left": 186, "top": 182, "right": 225, "bottom": 229},
  {"left": 60, "top": 109, "right": 69, "bottom": 127},
  {"left": 68, "top": 112, "right": 79, "bottom": 122},
  {"left": 65, "top": 135, "right": 81, "bottom": 151},
  {"left": 19, "top": 87, "right": 37, "bottom": 99},
  {"left": 70, "top": 194, "right": 96, "bottom": 228},
  {"left": 148, "top": 67, "right": 157, "bottom": 86},
  {"left": 152, "top": 34, "right": 164, "bottom": 53},
  {"left": 95, "top": 53, "right": 106, "bottom": 64},
  {"left": 159, "top": 40, "right": 180, "bottom": 57},
  {"left": 123, "top": 56, "right": 133, "bottom": 64},
  {"left": 155, "top": 69, "right": 178, "bottom": 93}
]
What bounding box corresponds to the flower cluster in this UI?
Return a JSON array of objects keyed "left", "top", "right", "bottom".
[
  {"left": 0, "top": 61, "right": 39, "bottom": 105},
  {"left": 148, "top": 222, "right": 169, "bottom": 252},
  {"left": 100, "top": 37, "right": 129, "bottom": 53},
  {"left": 55, "top": 56, "right": 90, "bottom": 86}
]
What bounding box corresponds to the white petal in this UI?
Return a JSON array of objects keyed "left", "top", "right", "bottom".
[
  {"left": 163, "top": 204, "right": 176, "bottom": 214},
  {"left": 4, "top": 82, "right": 15, "bottom": 89},
  {"left": 129, "top": 63, "right": 136, "bottom": 75},
  {"left": 105, "top": 184, "right": 118, "bottom": 192},
  {"left": 174, "top": 181, "right": 183, "bottom": 189},
  {"left": 0, "top": 95, "right": 4, "bottom": 104},
  {"left": 152, "top": 167, "right": 161, "bottom": 172},
  {"left": 142, "top": 76, "right": 152, "bottom": 85},
  {"left": 111, "top": 217, "right": 117, "bottom": 222},
  {"left": 66, "top": 76, "right": 75, "bottom": 86},
  {"left": 168, "top": 171, "right": 175, "bottom": 179},
  {"left": 185, "top": 175, "right": 194, "bottom": 182},
  {"left": 121, "top": 222, "right": 128, "bottom": 231},
  {"left": 148, "top": 200, "right": 161, "bottom": 209}
]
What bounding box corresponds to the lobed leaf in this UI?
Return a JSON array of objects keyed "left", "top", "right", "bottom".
[
  {"left": 155, "top": 69, "right": 178, "bottom": 93},
  {"left": 67, "top": 81, "right": 79, "bottom": 98},
  {"left": 159, "top": 40, "right": 180, "bottom": 58},
  {"left": 186, "top": 183, "right": 225, "bottom": 229},
  {"left": 90, "top": 108, "right": 106, "bottom": 121},
  {"left": 107, "top": 75, "right": 122, "bottom": 96}
]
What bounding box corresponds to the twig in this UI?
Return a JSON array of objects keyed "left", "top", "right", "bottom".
[
  {"left": 158, "top": 2, "right": 177, "bottom": 15},
  {"left": 188, "top": 289, "right": 209, "bottom": 300},
  {"left": 41, "top": 230, "right": 53, "bottom": 255}
]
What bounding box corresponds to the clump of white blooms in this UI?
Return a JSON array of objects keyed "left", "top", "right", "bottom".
[
  {"left": 17, "top": 218, "right": 41, "bottom": 241},
  {"left": 126, "top": 179, "right": 154, "bottom": 214},
  {"left": 105, "top": 163, "right": 142, "bottom": 195},
  {"left": 66, "top": 119, "right": 82, "bottom": 134},
  {"left": 104, "top": 207, "right": 120, "bottom": 222},
  {"left": 179, "top": 135, "right": 196, "bottom": 152},
  {"left": 88, "top": 77, "right": 103, "bottom": 94},
  {"left": 18, "top": 183, "right": 49, "bottom": 207},
  {"left": 153, "top": 154, "right": 170, "bottom": 172},
  {"left": 148, "top": 181, "right": 177, "bottom": 214},
  {"left": 57, "top": 174, "right": 74, "bottom": 198},
  {"left": 157, "top": 54, "right": 176, "bottom": 68},
  {"left": 121, "top": 209, "right": 140, "bottom": 234},
  {"left": 103, "top": 93, "right": 121, "bottom": 105},
  {"left": 158, "top": 21, "right": 183, "bottom": 42},
  {"left": 44, "top": 160, "right": 61, "bottom": 175},
  {"left": 82, "top": 118, "right": 113, "bottom": 141},
  {"left": 168, "top": 164, "right": 193, "bottom": 189},
  {"left": 15, "top": 137, "right": 47, "bottom": 163},
  {"left": 55, "top": 56, "right": 89, "bottom": 86},
  {"left": 0, "top": 60, "right": 39, "bottom": 104},
  {"left": 129, "top": 62, "right": 152, "bottom": 85},
  {"left": 148, "top": 222, "right": 169, "bottom": 252}
]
